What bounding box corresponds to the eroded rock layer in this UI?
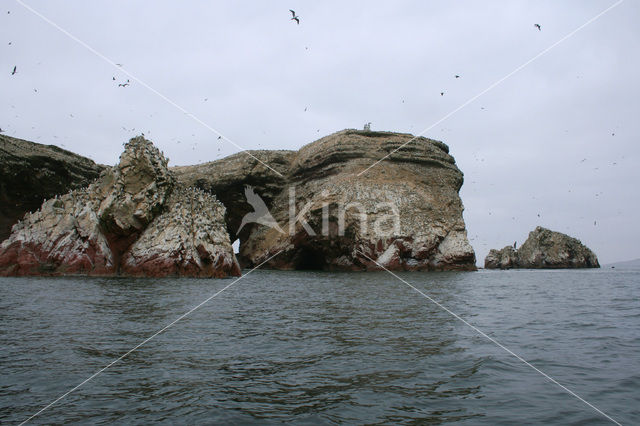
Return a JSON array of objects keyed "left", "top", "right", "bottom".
[
  {"left": 0, "top": 137, "right": 239, "bottom": 277},
  {"left": 484, "top": 226, "right": 599, "bottom": 269}
]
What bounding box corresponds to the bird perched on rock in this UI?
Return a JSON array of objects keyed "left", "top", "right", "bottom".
[
  {"left": 534, "top": 23, "right": 541, "bottom": 31},
  {"left": 290, "top": 9, "right": 300, "bottom": 24}
]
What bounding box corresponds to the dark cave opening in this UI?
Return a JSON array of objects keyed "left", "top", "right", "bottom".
[{"left": 293, "top": 246, "right": 326, "bottom": 271}]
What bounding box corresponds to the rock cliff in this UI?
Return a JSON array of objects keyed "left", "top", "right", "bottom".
[
  {"left": 173, "top": 150, "right": 293, "bottom": 241},
  {"left": 0, "top": 134, "right": 105, "bottom": 242},
  {"left": 484, "top": 226, "right": 599, "bottom": 269},
  {"left": 175, "top": 129, "right": 476, "bottom": 271},
  {"left": 0, "top": 136, "right": 240, "bottom": 277}
]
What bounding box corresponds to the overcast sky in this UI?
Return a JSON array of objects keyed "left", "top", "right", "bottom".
[{"left": 2, "top": 1, "right": 639, "bottom": 265}]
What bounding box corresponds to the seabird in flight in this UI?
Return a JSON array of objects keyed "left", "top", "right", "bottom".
[
  {"left": 534, "top": 24, "right": 541, "bottom": 31},
  {"left": 11, "top": 66, "right": 16, "bottom": 75},
  {"left": 290, "top": 9, "right": 300, "bottom": 24}
]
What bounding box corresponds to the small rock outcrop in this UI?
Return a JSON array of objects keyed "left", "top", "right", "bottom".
[
  {"left": 0, "top": 137, "right": 240, "bottom": 277},
  {"left": 0, "top": 134, "right": 105, "bottom": 242},
  {"left": 484, "top": 226, "right": 599, "bottom": 269},
  {"left": 177, "top": 129, "right": 476, "bottom": 271}
]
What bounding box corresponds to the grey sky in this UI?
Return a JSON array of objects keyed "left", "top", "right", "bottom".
[{"left": 1, "top": 1, "right": 638, "bottom": 265}]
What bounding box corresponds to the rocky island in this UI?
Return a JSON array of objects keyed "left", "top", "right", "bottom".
[
  {"left": 484, "top": 226, "right": 600, "bottom": 269},
  {"left": 1, "top": 130, "right": 477, "bottom": 276}
]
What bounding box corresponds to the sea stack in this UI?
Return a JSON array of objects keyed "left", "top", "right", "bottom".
[{"left": 484, "top": 226, "right": 600, "bottom": 269}]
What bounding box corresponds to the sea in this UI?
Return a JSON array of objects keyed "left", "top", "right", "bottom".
[{"left": 1, "top": 268, "right": 638, "bottom": 425}]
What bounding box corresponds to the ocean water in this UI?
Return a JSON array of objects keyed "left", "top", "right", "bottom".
[{"left": 0, "top": 269, "right": 638, "bottom": 425}]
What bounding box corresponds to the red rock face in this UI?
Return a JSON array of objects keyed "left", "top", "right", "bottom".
[{"left": 0, "top": 137, "right": 240, "bottom": 278}]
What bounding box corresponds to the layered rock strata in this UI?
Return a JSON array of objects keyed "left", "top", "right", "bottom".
[
  {"left": 175, "top": 129, "right": 476, "bottom": 271},
  {"left": 0, "top": 137, "right": 240, "bottom": 277},
  {"left": 484, "top": 226, "right": 599, "bottom": 269}
]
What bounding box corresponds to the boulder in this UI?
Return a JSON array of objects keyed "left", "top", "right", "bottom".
[{"left": 484, "top": 226, "right": 599, "bottom": 269}]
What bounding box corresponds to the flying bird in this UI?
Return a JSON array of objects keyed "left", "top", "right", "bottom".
[
  {"left": 118, "top": 82, "right": 129, "bottom": 87},
  {"left": 455, "top": 75, "right": 460, "bottom": 78},
  {"left": 534, "top": 24, "right": 541, "bottom": 31},
  {"left": 11, "top": 66, "right": 16, "bottom": 75},
  {"left": 440, "top": 92, "right": 444, "bottom": 96},
  {"left": 112, "top": 76, "right": 116, "bottom": 80},
  {"left": 290, "top": 9, "right": 300, "bottom": 24}
]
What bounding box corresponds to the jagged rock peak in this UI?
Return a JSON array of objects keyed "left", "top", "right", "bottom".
[
  {"left": 95, "top": 136, "right": 175, "bottom": 236},
  {"left": 484, "top": 226, "right": 599, "bottom": 269},
  {"left": 0, "top": 136, "right": 239, "bottom": 277}
]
